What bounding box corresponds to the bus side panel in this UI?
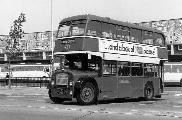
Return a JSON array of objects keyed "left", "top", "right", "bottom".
[
  {"left": 130, "top": 77, "right": 144, "bottom": 98},
  {"left": 153, "top": 78, "right": 161, "bottom": 96},
  {"left": 118, "top": 76, "right": 132, "bottom": 98},
  {"left": 101, "top": 76, "right": 118, "bottom": 99},
  {"left": 94, "top": 77, "right": 104, "bottom": 100},
  {"left": 83, "top": 38, "right": 99, "bottom": 51}
]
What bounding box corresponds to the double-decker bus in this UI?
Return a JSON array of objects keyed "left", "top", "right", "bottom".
[
  {"left": 164, "top": 62, "right": 182, "bottom": 86},
  {"left": 47, "top": 14, "right": 168, "bottom": 105}
]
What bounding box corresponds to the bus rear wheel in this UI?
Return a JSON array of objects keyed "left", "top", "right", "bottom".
[
  {"left": 144, "top": 84, "right": 154, "bottom": 100},
  {"left": 48, "top": 89, "right": 64, "bottom": 103},
  {"left": 76, "top": 82, "right": 97, "bottom": 105},
  {"left": 180, "top": 79, "right": 182, "bottom": 87}
]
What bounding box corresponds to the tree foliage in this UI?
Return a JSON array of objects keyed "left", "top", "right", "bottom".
[{"left": 7, "top": 13, "right": 26, "bottom": 59}]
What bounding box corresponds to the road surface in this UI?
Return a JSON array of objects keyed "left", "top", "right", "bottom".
[{"left": 0, "top": 87, "right": 181, "bottom": 120}]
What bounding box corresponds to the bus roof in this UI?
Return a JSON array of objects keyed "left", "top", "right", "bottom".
[{"left": 60, "top": 14, "right": 164, "bottom": 35}]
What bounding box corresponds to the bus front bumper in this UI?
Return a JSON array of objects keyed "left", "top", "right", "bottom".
[{"left": 49, "top": 86, "right": 73, "bottom": 99}]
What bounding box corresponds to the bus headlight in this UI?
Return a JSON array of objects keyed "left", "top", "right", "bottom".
[
  {"left": 69, "top": 81, "right": 73, "bottom": 86},
  {"left": 56, "top": 73, "right": 68, "bottom": 85},
  {"left": 51, "top": 81, "right": 55, "bottom": 85}
]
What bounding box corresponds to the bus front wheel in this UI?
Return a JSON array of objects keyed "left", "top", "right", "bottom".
[
  {"left": 76, "top": 82, "right": 97, "bottom": 105},
  {"left": 144, "top": 83, "right": 154, "bottom": 100}
]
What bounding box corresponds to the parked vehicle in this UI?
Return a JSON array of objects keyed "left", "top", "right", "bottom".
[
  {"left": 0, "top": 63, "right": 51, "bottom": 78},
  {"left": 48, "top": 14, "right": 168, "bottom": 105},
  {"left": 164, "top": 62, "right": 182, "bottom": 86}
]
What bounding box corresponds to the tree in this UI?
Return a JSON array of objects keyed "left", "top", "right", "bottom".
[{"left": 7, "top": 13, "right": 26, "bottom": 89}]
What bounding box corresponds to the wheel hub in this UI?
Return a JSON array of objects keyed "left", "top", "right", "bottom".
[{"left": 81, "top": 87, "right": 94, "bottom": 102}]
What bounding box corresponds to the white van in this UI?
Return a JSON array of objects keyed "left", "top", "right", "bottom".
[
  {"left": 0, "top": 63, "right": 51, "bottom": 78},
  {"left": 164, "top": 62, "right": 182, "bottom": 86}
]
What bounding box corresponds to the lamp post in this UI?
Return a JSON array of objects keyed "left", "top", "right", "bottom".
[
  {"left": 51, "top": 0, "right": 54, "bottom": 76},
  {"left": 8, "top": 58, "right": 11, "bottom": 89}
]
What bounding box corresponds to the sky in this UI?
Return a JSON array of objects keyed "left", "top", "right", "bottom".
[{"left": 1, "top": 0, "right": 182, "bottom": 35}]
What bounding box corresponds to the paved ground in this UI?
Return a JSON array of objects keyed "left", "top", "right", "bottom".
[
  {"left": 0, "top": 86, "right": 182, "bottom": 119},
  {"left": 0, "top": 86, "right": 48, "bottom": 96}
]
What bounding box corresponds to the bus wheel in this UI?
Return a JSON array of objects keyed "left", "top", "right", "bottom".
[
  {"left": 48, "top": 89, "right": 64, "bottom": 103},
  {"left": 76, "top": 82, "right": 97, "bottom": 105},
  {"left": 180, "top": 79, "right": 182, "bottom": 87},
  {"left": 144, "top": 84, "right": 154, "bottom": 100}
]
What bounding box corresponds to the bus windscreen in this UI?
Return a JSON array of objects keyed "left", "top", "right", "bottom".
[{"left": 57, "top": 20, "right": 86, "bottom": 38}]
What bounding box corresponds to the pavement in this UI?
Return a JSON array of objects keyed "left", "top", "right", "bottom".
[
  {"left": 0, "top": 86, "right": 182, "bottom": 119},
  {"left": 0, "top": 86, "right": 48, "bottom": 97}
]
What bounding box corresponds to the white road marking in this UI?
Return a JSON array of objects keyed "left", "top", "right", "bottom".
[
  {"left": 36, "top": 100, "right": 45, "bottom": 102},
  {"left": 173, "top": 105, "right": 181, "bottom": 108},
  {"left": 40, "top": 106, "right": 46, "bottom": 109},
  {"left": 0, "top": 105, "right": 21, "bottom": 107},
  {"left": 7, "top": 96, "right": 23, "bottom": 97},
  {"left": 27, "top": 105, "right": 33, "bottom": 108},
  {"left": 53, "top": 108, "right": 59, "bottom": 110},
  {"left": 174, "top": 94, "right": 182, "bottom": 96},
  {"left": 124, "top": 112, "right": 133, "bottom": 115}
]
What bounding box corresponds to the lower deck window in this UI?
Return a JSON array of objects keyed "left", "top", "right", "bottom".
[
  {"left": 131, "top": 63, "right": 143, "bottom": 76},
  {"left": 144, "top": 63, "right": 154, "bottom": 77},
  {"left": 118, "top": 62, "right": 130, "bottom": 76},
  {"left": 103, "top": 60, "right": 117, "bottom": 75},
  {"left": 144, "top": 63, "right": 159, "bottom": 77}
]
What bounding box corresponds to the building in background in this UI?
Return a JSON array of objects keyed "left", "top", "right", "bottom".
[
  {"left": 1, "top": 18, "right": 182, "bottom": 63},
  {"left": 136, "top": 18, "right": 182, "bottom": 62},
  {"left": 0, "top": 31, "right": 57, "bottom": 64}
]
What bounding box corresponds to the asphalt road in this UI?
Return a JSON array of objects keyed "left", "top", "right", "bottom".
[{"left": 0, "top": 87, "right": 181, "bottom": 120}]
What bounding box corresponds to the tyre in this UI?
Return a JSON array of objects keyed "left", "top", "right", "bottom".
[
  {"left": 180, "top": 79, "right": 182, "bottom": 87},
  {"left": 76, "top": 82, "right": 97, "bottom": 105},
  {"left": 144, "top": 83, "right": 154, "bottom": 100},
  {"left": 48, "top": 89, "right": 64, "bottom": 103},
  {"left": 155, "top": 95, "right": 161, "bottom": 98}
]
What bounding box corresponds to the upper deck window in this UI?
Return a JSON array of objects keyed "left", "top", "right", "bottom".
[
  {"left": 87, "top": 20, "right": 102, "bottom": 37},
  {"left": 87, "top": 20, "right": 117, "bottom": 39},
  {"left": 130, "top": 28, "right": 142, "bottom": 43},
  {"left": 154, "top": 33, "right": 165, "bottom": 47},
  {"left": 142, "top": 31, "right": 154, "bottom": 45},
  {"left": 101, "top": 22, "right": 116, "bottom": 39},
  {"left": 116, "top": 25, "right": 130, "bottom": 41},
  {"left": 71, "top": 20, "right": 86, "bottom": 35},
  {"left": 57, "top": 21, "right": 71, "bottom": 37},
  {"left": 57, "top": 19, "right": 86, "bottom": 38}
]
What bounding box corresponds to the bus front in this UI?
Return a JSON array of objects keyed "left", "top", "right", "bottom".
[{"left": 47, "top": 15, "right": 102, "bottom": 105}]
